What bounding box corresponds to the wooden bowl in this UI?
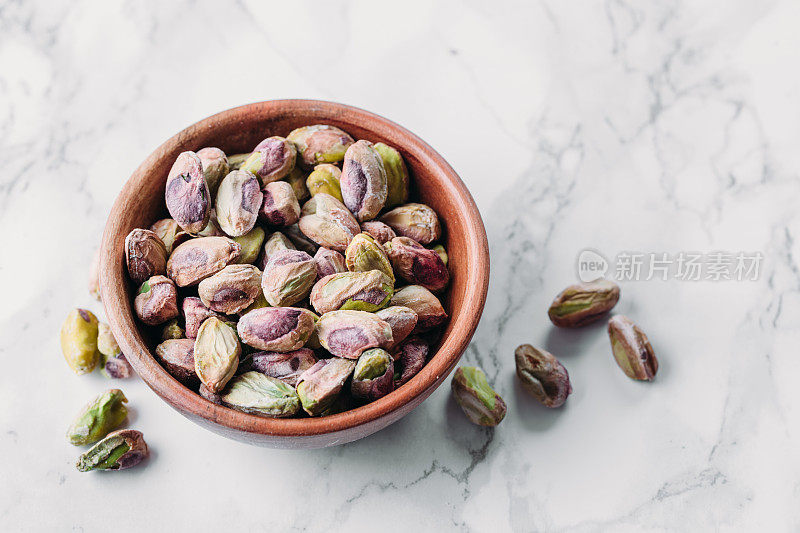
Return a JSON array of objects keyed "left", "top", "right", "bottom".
[{"left": 101, "top": 100, "right": 489, "bottom": 448}]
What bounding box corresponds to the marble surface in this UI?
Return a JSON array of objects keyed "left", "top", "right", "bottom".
[{"left": 1, "top": 1, "right": 798, "bottom": 531}]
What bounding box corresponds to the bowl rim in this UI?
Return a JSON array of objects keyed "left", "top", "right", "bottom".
[{"left": 101, "top": 99, "right": 490, "bottom": 438}]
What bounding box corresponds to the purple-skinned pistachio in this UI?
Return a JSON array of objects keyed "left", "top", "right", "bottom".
[
  {"left": 315, "top": 310, "right": 394, "bottom": 359},
  {"left": 345, "top": 232, "right": 394, "bottom": 282},
  {"left": 389, "top": 285, "right": 448, "bottom": 332},
  {"left": 194, "top": 317, "right": 241, "bottom": 393},
  {"left": 373, "top": 142, "right": 409, "bottom": 209},
  {"left": 384, "top": 236, "right": 449, "bottom": 292},
  {"left": 149, "top": 218, "right": 181, "bottom": 253},
  {"left": 608, "top": 315, "right": 658, "bottom": 381},
  {"left": 166, "top": 236, "right": 241, "bottom": 287},
  {"left": 197, "top": 147, "right": 229, "bottom": 199},
  {"left": 125, "top": 229, "right": 167, "bottom": 284},
  {"left": 240, "top": 136, "right": 297, "bottom": 185},
  {"left": 257, "top": 231, "right": 296, "bottom": 269},
  {"left": 360, "top": 220, "right": 396, "bottom": 245},
  {"left": 309, "top": 271, "right": 394, "bottom": 314},
  {"left": 215, "top": 170, "right": 263, "bottom": 237},
  {"left": 76, "top": 429, "right": 148, "bottom": 472},
  {"left": 376, "top": 306, "right": 418, "bottom": 349},
  {"left": 393, "top": 336, "right": 429, "bottom": 386},
  {"left": 514, "top": 344, "right": 572, "bottom": 407},
  {"left": 548, "top": 279, "right": 620, "bottom": 328},
  {"left": 165, "top": 151, "right": 211, "bottom": 233},
  {"left": 134, "top": 275, "right": 179, "bottom": 326},
  {"left": 295, "top": 357, "right": 357, "bottom": 416},
  {"left": 155, "top": 338, "right": 197, "bottom": 385},
  {"left": 285, "top": 223, "right": 320, "bottom": 255},
  {"left": 237, "top": 307, "right": 317, "bottom": 352},
  {"left": 287, "top": 125, "right": 354, "bottom": 168},
  {"left": 261, "top": 250, "right": 317, "bottom": 307},
  {"left": 306, "top": 163, "right": 343, "bottom": 202},
  {"left": 351, "top": 348, "right": 395, "bottom": 402},
  {"left": 380, "top": 203, "right": 441, "bottom": 245},
  {"left": 340, "top": 140, "right": 388, "bottom": 222},
  {"left": 298, "top": 193, "right": 360, "bottom": 252},
  {"left": 313, "top": 247, "right": 347, "bottom": 280},
  {"left": 452, "top": 367, "right": 507, "bottom": 427},
  {"left": 259, "top": 180, "right": 300, "bottom": 227},
  {"left": 198, "top": 264, "right": 262, "bottom": 314},
  {"left": 248, "top": 348, "right": 317, "bottom": 387},
  {"left": 182, "top": 296, "right": 222, "bottom": 339}
]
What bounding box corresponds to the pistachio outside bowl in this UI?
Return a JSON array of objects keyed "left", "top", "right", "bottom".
[{"left": 100, "top": 100, "right": 490, "bottom": 448}]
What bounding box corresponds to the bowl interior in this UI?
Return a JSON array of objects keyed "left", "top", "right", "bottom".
[{"left": 101, "top": 100, "right": 489, "bottom": 447}]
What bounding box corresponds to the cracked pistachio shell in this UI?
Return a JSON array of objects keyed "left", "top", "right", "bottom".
[
  {"left": 215, "top": 170, "right": 263, "bottom": 237},
  {"left": 351, "top": 348, "right": 395, "bottom": 402},
  {"left": 259, "top": 231, "right": 295, "bottom": 269},
  {"left": 149, "top": 218, "right": 181, "bottom": 254},
  {"left": 390, "top": 285, "right": 447, "bottom": 332},
  {"left": 608, "top": 315, "right": 658, "bottom": 381},
  {"left": 315, "top": 310, "right": 393, "bottom": 359},
  {"left": 340, "top": 140, "right": 388, "bottom": 222},
  {"left": 194, "top": 317, "right": 240, "bottom": 393},
  {"left": 60, "top": 309, "right": 98, "bottom": 374},
  {"left": 197, "top": 147, "right": 230, "bottom": 199},
  {"left": 310, "top": 270, "right": 394, "bottom": 314},
  {"left": 373, "top": 142, "right": 409, "bottom": 208},
  {"left": 259, "top": 180, "right": 300, "bottom": 226},
  {"left": 548, "top": 279, "right": 621, "bottom": 328},
  {"left": 155, "top": 338, "right": 197, "bottom": 385},
  {"left": 161, "top": 318, "right": 185, "bottom": 341},
  {"left": 384, "top": 237, "right": 449, "bottom": 292},
  {"left": 88, "top": 248, "right": 101, "bottom": 301},
  {"left": 360, "top": 220, "right": 396, "bottom": 245},
  {"left": 514, "top": 344, "right": 572, "bottom": 407},
  {"left": 198, "top": 264, "right": 262, "bottom": 314},
  {"left": 125, "top": 229, "right": 168, "bottom": 284},
  {"left": 452, "top": 367, "right": 507, "bottom": 427},
  {"left": 167, "top": 236, "right": 241, "bottom": 287},
  {"left": 393, "top": 336, "right": 429, "bottom": 386},
  {"left": 241, "top": 136, "right": 297, "bottom": 185},
  {"left": 431, "top": 244, "right": 448, "bottom": 266},
  {"left": 298, "top": 193, "right": 360, "bottom": 252},
  {"left": 288, "top": 124, "right": 355, "bottom": 168},
  {"left": 345, "top": 232, "right": 394, "bottom": 282},
  {"left": 221, "top": 371, "right": 301, "bottom": 417},
  {"left": 248, "top": 348, "right": 317, "bottom": 387},
  {"left": 134, "top": 275, "right": 179, "bottom": 326},
  {"left": 66, "top": 389, "right": 128, "bottom": 446},
  {"left": 286, "top": 165, "right": 311, "bottom": 203},
  {"left": 313, "top": 247, "right": 347, "bottom": 280},
  {"left": 237, "top": 307, "right": 316, "bottom": 352},
  {"left": 165, "top": 151, "right": 211, "bottom": 233},
  {"left": 306, "top": 163, "right": 343, "bottom": 202},
  {"left": 227, "top": 152, "right": 251, "bottom": 170},
  {"left": 296, "top": 357, "right": 357, "bottom": 416},
  {"left": 233, "top": 226, "right": 265, "bottom": 265},
  {"left": 376, "top": 306, "right": 418, "bottom": 349},
  {"left": 285, "top": 223, "right": 319, "bottom": 255},
  {"left": 76, "top": 429, "right": 148, "bottom": 472},
  {"left": 380, "top": 203, "right": 441, "bottom": 245},
  {"left": 261, "top": 250, "right": 317, "bottom": 307},
  {"left": 182, "top": 297, "right": 221, "bottom": 339}
]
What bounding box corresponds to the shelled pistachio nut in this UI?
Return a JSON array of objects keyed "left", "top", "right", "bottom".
[
  {"left": 149, "top": 218, "right": 181, "bottom": 254},
  {"left": 182, "top": 297, "right": 222, "bottom": 339},
  {"left": 259, "top": 180, "right": 300, "bottom": 226},
  {"left": 60, "top": 309, "right": 99, "bottom": 375},
  {"left": 298, "top": 193, "right": 360, "bottom": 252},
  {"left": 194, "top": 317, "right": 240, "bottom": 393},
  {"left": 261, "top": 250, "right": 317, "bottom": 307},
  {"left": 125, "top": 229, "right": 168, "bottom": 284},
  {"left": 380, "top": 203, "right": 441, "bottom": 245},
  {"left": 306, "top": 163, "right": 343, "bottom": 202},
  {"left": 390, "top": 285, "right": 447, "bottom": 332},
  {"left": 166, "top": 236, "right": 241, "bottom": 287},
  {"left": 215, "top": 170, "right": 263, "bottom": 237},
  {"left": 315, "top": 310, "right": 393, "bottom": 359},
  {"left": 97, "top": 323, "right": 132, "bottom": 379},
  {"left": 393, "top": 336, "right": 429, "bottom": 386},
  {"left": 514, "top": 344, "right": 572, "bottom": 407},
  {"left": 373, "top": 142, "right": 409, "bottom": 209},
  {"left": 608, "top": 315, "right": 658, "bottom": 381},
  {"left": 66, "top": 389, "right": 128, "bottom": 446},
  {"left": 310, "top": 270, "right": 394, "bottom": 314},
  {"left": 165, "top": 151, "right": 211, "bottom": 233},
  {"left": 286, "top": 165, "right": 310, "bottom": 203},
  {"left": 238, "top": 292, "right": 270, "bottom": 316},
  {"left": 351, "top": 348, "right": 394, "bottom": 402},
  {"left": 197, "top": 147, "right": 229, "bottom": 199},
  {"left": 451, "top": 367, "right": 506, "bottom": 427},
  {"left": 340, "top": 140, "right": 388, "bottom": 222},
  {"left": 287, "top": 124, "right": 354, "bottom": 168},
  {"left": 233, "top": 226, "right": 265, "bottom": 265},
  {"left": 161, "top": 318, "right": 185, "bottom": 341},
  {"left": 227, "top": 152, "right": 251, "bottom": 171},
  {"left": 155, "top": 338, "right": 197, "bottom": 385},
  {"left": 259, "top": 231, "right": 295, "bottom": 269},
  {"left": 384, "top": 236, "right": 449, "bottom": 292},
  {"left": 296, "top": 357, "right": 357, "bottom": 416},
  {"left": 376, "top": 306, "right": 418, "bottom": 349},
  {"left": 247, "top": 348, "right": 317, "bottom": 387},
  {"left": 548, "top": 279, "right": 620, "bottom": 328},
  {"left": 345, "top": 232, "right": 394, "bottom": 281},
  {"left": 76, "top": 429, "right": 148, "bottom": 472},
  {"left": 221, "top": 371, "right": 301, "bottom": 417},
  {"left": 313, "top": 247, "right": 347, "bottom": 280},
  {"left": 134, "top": 275, "right": 179, "bottom": 326},
  {"left": 360, "top": 220, "right": 396, "bottom": 245},
  {"left": 237, "top": 307, "right": 316, "bottom": 352},
  {"left": 431, "top": 244, "right": 448, "bottom": 266},
  {"left": 198, "top": 264, "right": 262, "bottom": 314},
  {"left": 240, "top": 136, "right": 297, "bottom": 185}
]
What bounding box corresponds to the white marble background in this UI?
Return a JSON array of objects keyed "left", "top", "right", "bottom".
[{"left": 1, "top": 0, "right": 798, "bottom": 531}]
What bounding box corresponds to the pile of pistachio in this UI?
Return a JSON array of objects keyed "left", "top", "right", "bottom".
[
  {"left": 124, "top": 125, "right": 450, "bottom": 417},
  {"left": 451, "top": 279, "right": 658, "bottom": 426}
]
